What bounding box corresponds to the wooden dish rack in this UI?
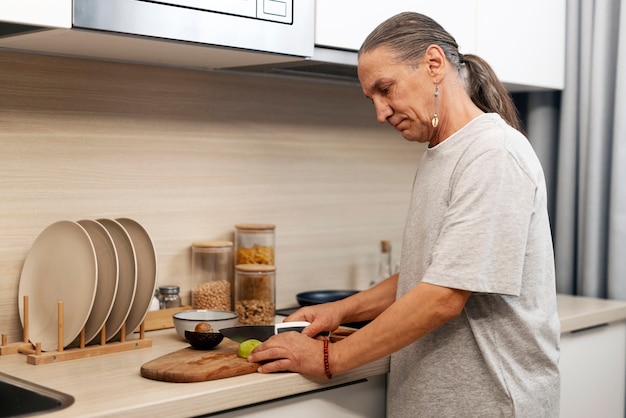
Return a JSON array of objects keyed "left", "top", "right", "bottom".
[{"left": 0, "top": 296, "right": 152, "bottom": 365}]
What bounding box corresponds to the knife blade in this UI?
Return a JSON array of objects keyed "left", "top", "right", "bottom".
[{"left": 219, "top": 321, "right": 311, "bottom": 343}]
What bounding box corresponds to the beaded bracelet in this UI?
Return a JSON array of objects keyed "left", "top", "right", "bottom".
[{"left": 323, "top": 339, "right": 332, "bottom": 379}]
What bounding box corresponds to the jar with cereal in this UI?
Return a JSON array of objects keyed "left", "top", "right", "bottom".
[
  {"left": 234, "top": 224, "right": 275, "bottom": 265},
  {"left": 191, "top": 241, "right": 233, "bottom": 311},
  {"left": 234, "top": 264, "right": 276, "bottom": 325}
]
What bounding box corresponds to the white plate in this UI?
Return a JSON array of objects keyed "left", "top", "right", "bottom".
[
  {"left": 97, "top": 219, "right": 137, "bottom": 341},
  {"left": 115, "top": 218, "right": 158, "bottom": 339},
  {"left": 18, "top": 221, "right": 98, "bottom": 351},
  {"left": 76, "top": 220, "right": 119, "bottom": 345}
]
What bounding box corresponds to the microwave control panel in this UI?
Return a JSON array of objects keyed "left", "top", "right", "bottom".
[{"left": 141, "top": 0, "right": 293, "bottom": 24}]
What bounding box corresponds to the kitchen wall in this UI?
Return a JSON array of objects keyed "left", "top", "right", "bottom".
[{"left": 0, "top": 50, "right": 422, "bottom": 341}]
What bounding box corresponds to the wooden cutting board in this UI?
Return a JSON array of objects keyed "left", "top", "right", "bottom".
[{"left": 140, "top": 340, "right": 259, "bottom": 383}]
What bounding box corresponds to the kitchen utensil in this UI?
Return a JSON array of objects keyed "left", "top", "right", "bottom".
[
  {"left": 184, "top": 330, "right": 224, "bottom": 350},
  {"left": 97, "top": 219, "right": 137, "bottom": 341},
  {"left": 75, "top": 219, "right": 119, "bottom": 346},
  {"left": 220, "top": 321, "right": 311, "bottom": 343},
  {"left": 18, "top": 221, "right": 98, "bottom": 351},
  {"left": 172, "top": 310, "right": 238, "bottom": 340},
  {"left": 114, "top": 218, "right": 158, "bottom": 341},
  {"left": 140, "top": 339, "right": 259, "bottom": 383},
  {"left": 296, "top": 290, "right": 359, "bottom": 306}
]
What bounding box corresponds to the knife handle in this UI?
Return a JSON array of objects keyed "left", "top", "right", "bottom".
[{"left": 275, "top": 321, "right": 311, "bottom": 334}]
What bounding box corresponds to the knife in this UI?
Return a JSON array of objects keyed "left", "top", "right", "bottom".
[{"left": 219, "top": 321, "right": 312, "bottom": 343}]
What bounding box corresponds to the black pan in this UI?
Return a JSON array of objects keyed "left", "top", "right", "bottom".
[{"left": 296, "top": 290, "right": 359, "bottom": 306}]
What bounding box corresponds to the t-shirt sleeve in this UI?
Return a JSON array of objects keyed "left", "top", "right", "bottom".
[{"left": 422, "top": 147, "right": 537, "bottom": 296}]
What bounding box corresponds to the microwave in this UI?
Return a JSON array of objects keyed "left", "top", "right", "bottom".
[{"left": 73, "top": 0, "right": 314, "bottom": 58}]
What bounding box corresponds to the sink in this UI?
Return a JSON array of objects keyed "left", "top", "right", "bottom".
[{"left": 0, "top": 372, "right": 74, "bottom": 417}]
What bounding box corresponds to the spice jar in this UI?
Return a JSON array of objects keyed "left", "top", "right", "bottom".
[
  {"left": 158, "top": 285, "right": 181, "bottom": 309},
  {"left": 234, "top": 264, "right": 276, "bottom": 325},
  {"left": 234, "top": 224, "right": 275, "bottom": 265},
  {"left": 191, "top": 241, "right": 233, "bottom": 311}
]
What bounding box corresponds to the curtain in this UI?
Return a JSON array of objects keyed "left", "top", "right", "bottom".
[{"left": 544, "top": 0, "right": 626, "bottom": 299}]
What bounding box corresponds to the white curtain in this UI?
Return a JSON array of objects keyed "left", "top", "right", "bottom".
[{"left": 546, "top": 0, "right": 626, "bottom": 299}]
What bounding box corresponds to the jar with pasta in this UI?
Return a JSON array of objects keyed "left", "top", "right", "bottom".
[
  {"left": 234, "top": 264, "right": 276, "bottom": 325},
  {"left": 191, "top": 241, "right": 233, "bottom": 311},
  {"left": 234, "top": 224, "right": 275, "bottom": 265}
]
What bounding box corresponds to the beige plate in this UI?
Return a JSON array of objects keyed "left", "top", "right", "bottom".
[
  {"left": 114, "top": 218, "right": 158, "bottom": 339},
  {"left": 97, "top": 219, "right": 137, "bottom": 341},
  {"left": 75, "top": 220, "right": 119, "bottom": 345},
  {"left": 18, "top": 221, "right": 98, "bottom": 351}
]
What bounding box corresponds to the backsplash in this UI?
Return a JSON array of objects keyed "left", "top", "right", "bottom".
[{"left": 0, "top": 50, "right": 423, "bottom": 341}]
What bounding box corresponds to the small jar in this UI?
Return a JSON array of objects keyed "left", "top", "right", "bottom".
[
  {"left": 191, "top": 241, "right": 233, "bottom": 310},
  {"left": 234, "top": 224, "right": 275, "bottom": 265},
  {"left": 158, "top": 285, "right": 181, "bottom": 309},
  {"left": 234, "top": 264, "right": 276, "bottom": 325}
]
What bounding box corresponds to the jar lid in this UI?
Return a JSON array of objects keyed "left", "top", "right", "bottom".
[
  {"left": 159, "top": 285, "right": 180, "bottom": 294},
  {"left": 235, "top": 264, "right": 276, "bottom": 273},
  {"left": 192, "top": 240, "right": 233, "bottom": 248},
  {"left": 234, "top": 223, "right": 276, "bottom": 231}
]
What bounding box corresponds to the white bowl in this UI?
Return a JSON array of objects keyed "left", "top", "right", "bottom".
[{"left": 172, "top": 310, "right": 238, "bottom": 340}]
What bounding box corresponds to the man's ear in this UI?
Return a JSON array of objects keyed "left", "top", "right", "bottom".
[{"left": 424, "top": 44, "right": 445, "bottom": 78}]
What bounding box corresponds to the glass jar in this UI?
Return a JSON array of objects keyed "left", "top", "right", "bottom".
[
  {"left": 150, "top": 289, "right": 160, "bottom": 311},
  {"left": 191, "top": 241, "right": 233, "bottom": 311},
  {"left": 158, "top": 285, "right": 181, "bottom": 309},
  {"left": 370, "top": 240, "right": 392, "bottom": 287},
  {"left": 234, "top": 224, "right": 275, "bottom": 265},
  {"left": 234, "top": 264, "right": 276, "bottom": 325}
]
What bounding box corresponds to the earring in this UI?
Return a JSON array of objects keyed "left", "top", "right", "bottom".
[{"left": 431, "top": 83, "right": 439, "bottom": 128}]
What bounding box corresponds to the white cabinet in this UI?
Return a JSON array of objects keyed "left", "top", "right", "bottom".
[
  {"left": 210, "top": 375, "right": 387, "bottom": 418},
  {"left": 475, "top": 0, "right": 565, "bottom": 90},
  {"left": 2, "top": 0, "right": 565, "bottom": 90},
  {"left": 315, "top": 0, "right": 565, "bottom": 90},
  {"left": 315, "top": 1, "right": 476, "bottom": 55},
  {"left": 559, "top": 321, "right": 626, "bottom": 418},
  {"left": 2, "top": 0, "right": 71, "bottom": 28}
]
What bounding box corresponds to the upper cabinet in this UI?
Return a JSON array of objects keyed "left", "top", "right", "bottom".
[
  {"left": 0, "top": 0, "right": 565, "bottom": 91},
  {"left": 315, "top": 0, "right": 565, "bottom": 91},
  {"left": 315, "top": 2, "right": 476, "bottom": 58},
  {"left": 474, "top": 0, "right": 565, "bottom": 91},
  {"left": 2, "top": 0, "right": 70, "bottom": 28}
]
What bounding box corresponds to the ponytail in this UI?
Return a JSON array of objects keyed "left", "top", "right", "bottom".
[{"left": 461, "top": 54, "right": 523, "bottom": 132}]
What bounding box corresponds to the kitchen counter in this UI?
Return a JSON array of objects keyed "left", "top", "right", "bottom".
[
  {"left": 557, "top": 293, "right": 626, "bottom": 332},
  {"left": 0, "top": 327, "right": 388, "bottom": 418},
  {"left": 2, "top": 293, "right": 626, "bottom": 417}
]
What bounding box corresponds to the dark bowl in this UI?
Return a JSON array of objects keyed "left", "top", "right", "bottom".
[
  {"left": 296, "top": 290, "right": 359, "bottom": 306},
  {"left": 184, "top": 330, "right": 224, "bottom": 350}
]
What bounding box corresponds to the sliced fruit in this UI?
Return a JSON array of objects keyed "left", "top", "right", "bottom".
[{"left": 237, "top": 339, "right": 262, "bottom": 358}]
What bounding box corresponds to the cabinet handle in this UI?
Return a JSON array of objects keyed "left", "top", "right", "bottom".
[{"left": 570, "top": 323, "right": 608, "bottom": 334}]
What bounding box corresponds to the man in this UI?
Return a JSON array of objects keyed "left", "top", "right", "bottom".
[{"left": 250, "top": 12, "right": 560, "bottom": 417}]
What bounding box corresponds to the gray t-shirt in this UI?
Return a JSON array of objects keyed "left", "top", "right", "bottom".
[{"left": 389, "top": 114, "right": 560, "bottom": 417}]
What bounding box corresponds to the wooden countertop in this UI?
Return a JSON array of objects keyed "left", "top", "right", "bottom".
[
  {"left": 0, "top": 329, "right": 389, "bottom": 418},
  {"left": 2, "top": 294, "right": 626, "bottom": 417}
]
